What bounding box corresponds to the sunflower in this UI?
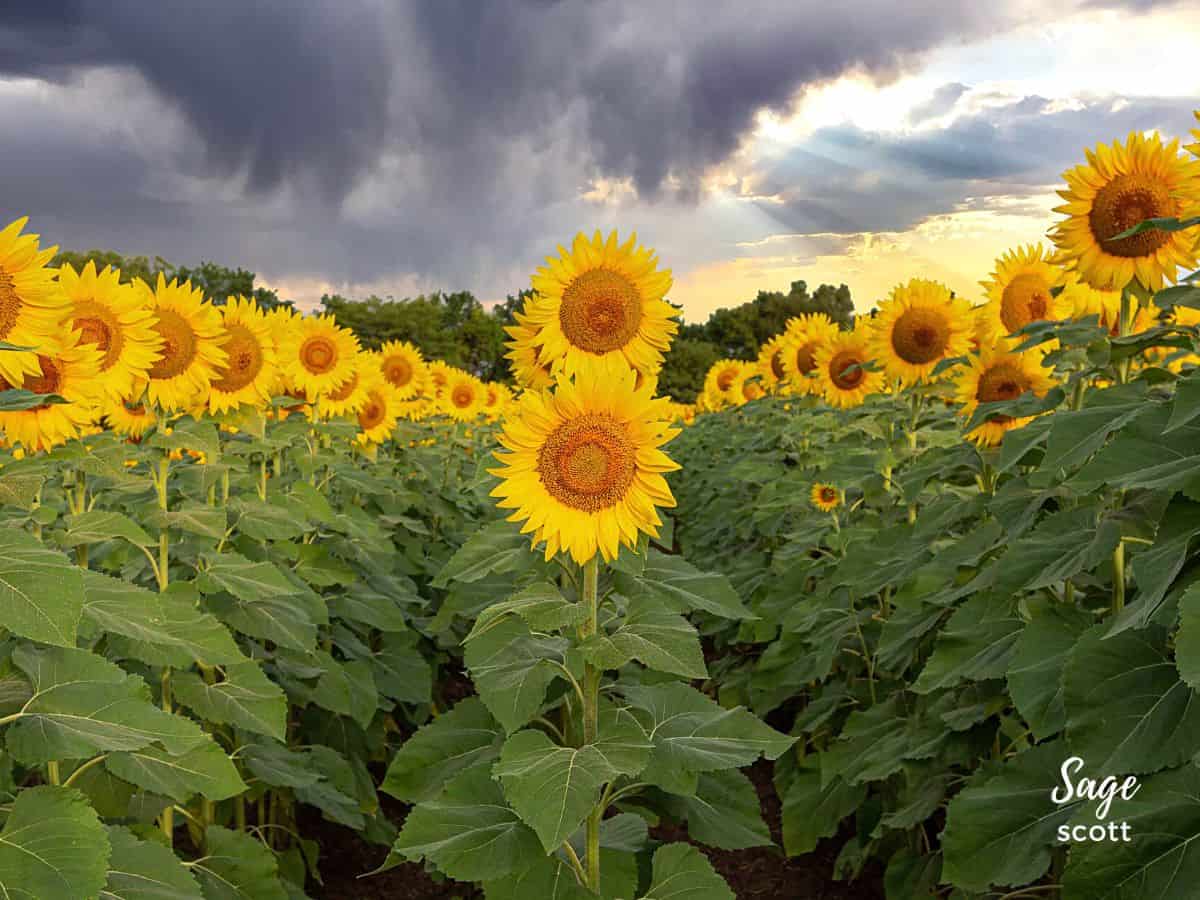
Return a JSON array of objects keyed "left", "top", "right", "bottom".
[
  {"left": 814, "top": 326, "right": 884, "bottom": 409},
  {"left": 1050, "top": 132, "right": 1200, "bottom": 291},
  {"left": 702, "top": 359, "right": 745, "bottom": 410},
  {"left": 143, "top": 275, "right": 228, "bottom": 412},
  {"left": 59, "top": 260, "right": 163, "bottom": 400},
  {"left": 441, "top": 370, "right": 485, "bottom": 421},
  {"left": 0, "top": 335, "right": 103, "bottom": 451},
  {"left": 980, "top": 245, "right": 1069, "bottom": 341},
  {"left": 277, "top": 314, "right": 359, "bottom": 401},
  {"left": 810, "top": 483, "right": 841, "bottom": 512},
  {"left": 206, "top": 296, "right": 277, "bottom": 414},
  {"left": 954, "top": 342, "right": 1056, "bottom": 446},
  {"left": 0, "top": 217, "right": 72, "bottom": 385},
  {"left": 321, "top": 352, "right": 371, "bottom": 418},
  {"left": 377, "top": 340, "right": 428, "bottom": 399},
  {"left": 779, "top": 313, "right": 840, "bottom": 394},
  {"left": 105, "top": 386, "right": 156, "bottom": 440},
  {"left": 1170, "top": 305, "right": 1200, "bottom": 371},
  {"left": 524, "top": 230, "right": 677, "bottom": 380},
  {"left": 489, "top": 368, "right": 679, "bottom": 565},
  {"left": 355, "top": 376, "right": 401, "bottom": 445},
  {"left": 427, "top": 360, "right": 453, "bottom": 398},
  {"left": 483, "top": 382, "right": 514, "bottom": 421},
  {"left": 757, "top": 333, "right": 790, "bottom": 389},
  {"left": 870, "top": 279, "right": 972, "bottom": 384},
  {"left": 504, "top": 310, "right": 557, "bottom": 390}
]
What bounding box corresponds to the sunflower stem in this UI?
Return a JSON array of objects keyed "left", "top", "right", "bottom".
[
  {"left": 1112, "top": 539, "right": 1126, "bottom": 615},
  {"left": 580, "top": 556, "right": 602, "bottom": 892},
  {"left": 257, "top": 456, "right": 268, "bottom": 501},
  {"left": 46, "top": 760, "right": 60, "bottom": 786}
]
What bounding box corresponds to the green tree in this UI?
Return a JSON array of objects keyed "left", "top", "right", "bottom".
[{"left": 657, "top": 337, "right": 721, "bottom": 404}]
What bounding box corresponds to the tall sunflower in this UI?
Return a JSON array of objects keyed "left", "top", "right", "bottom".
[
  {"left": 0, "top": 335, "right": 103, "bottom": 451},
  {"left": 0, "top": 217, "right": 72, "bottom": 385},
  {"left": 980, "top": 245, "right": 1068, "bottom": 340},
  {"left": 278, "top": 315, "right": 359, "bottom": 400},
  {"left": 779, "top": 313, "right": 840, "bottom": 395},
  {"left": 524, "top": 230, "right": 677, "bottom": 380},
  {"left": 757, "top": 333, "right": 790, "bottom": 390},
  {"left": 322, "top": 352, "right": 371, "bottom": 418},
  {"left": 207, "top": 296, "right": 277, "bottom": 414},
  {"left": 814, "top": 325, "right": 883, "bottom": 409},
  {"left": 489, "top": 368, "right": 680, "bottom": 565},
  {"left": 427, "top": 360, "right": 453, "bottom": 398},
  {"left": 1050, "top": 132, "right": 1200, "bottom": 291},
  {"left": 954, "top": 342, "right": 1056, "bottom": 446},
  {"left": 441, "top": 370, "right": 485, "bottom": 421},
  {"left": 59, "top": 261, "right": 163, "bottom": 400},
  {"left": 144, "top": 275, "right": 228, "bottom": 412},
  {"left": 355, "top": 376, "right": 401, "bottom": 445},
  {"left": 377, "top": 340, "right": 428, "bottom": 400},
  {"left": 870, "top": 279, "right": 972, "bottom": 384}
]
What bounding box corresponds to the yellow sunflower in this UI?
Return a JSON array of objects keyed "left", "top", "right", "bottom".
[
  {"left": 427, "top": 360, "right": 453, "bottom": 398},
  {"left": 483, "top": 382, "right": 514, "bottom": 421},
  {"left": 814, "top": 326, "right": 884, "bottom": 409},
  {"left": 810, "top": 483, "right": 841, "bottom": 512},
  {"left": 757, "top": 333, "right": 790, "bottom": 389},
  {"left": 0, "top": 217, "right": 72, "bottom": 385},
  {"left": 441, "top": 370, "right": 485, "bottom": 421},
  {"left": 954, "top": 342, "right": 1056, "bottom": 446},
  {"left": 701, "top": 359, "right": 745, "bottom": 410},
  {"left": 377, "top": 340, "right": 427, "bottom": 399},
  {"left": 144, "top": 275, "right": 228, "bottom": 412},
  {"left": 504, "top": 310, "right": 557, "bottom": 390},
  {"left": 1170, "top": 305, "right": 1200, "bottom": 371},
  {"left": 278, "top": 314, "right": 359, "bottom": 400},
  {"left": 0, "top": 335, "right": 103, "bottom": 451},
  {"left": 322, "top": 352, "right": 371, "bottom": 418},
  {"left": 489, "top": 367, "right": 680, "bottom": 565},
  {"left": 1050, "top": 131, "right": 1200, "bottom": 291},
  {"left": 870, "top": 279, "right": 972, "bottom": 384},
  {"left": 105, "top": 385, "right": 156, "bottom": 440},
  {"left": 980, "top": 245, "right": 1069, "bottom": 340},
  {"left": 207, "top": 296, "right": 277, "bottom": 414},
  {"left": 779, "top": 313, "right": 840, "bottom": 395},
  {"left": 59, "top": 260, "right": 163, "bottom": 400},
  {"left": 355, "top": 376, "right": 401, "bottom": 445},
  {"left": 525, "top": 230, "right": 677, "bottom": 380}
]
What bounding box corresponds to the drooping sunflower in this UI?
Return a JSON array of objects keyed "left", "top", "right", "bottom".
[
  {"left": 954, "top": 341, "right": 1056, "bottom": 447},
  {"left": 504, "top": 310, "right": 557, "bottom": 391},
  {"left": 207, "top": 296, "right": 277, "bottom": 414},
  {"left": 1050, "top": 131, "right": 1200, "bottom": 291},
  {"left": 779, "top": 313, "right": 840, "bottom": 395},
  {"left": 814, "top": 325, "right": 884, "bottom": 409},
  {"left": 757, "top": 333, "right": 790, "bottom": 390},
  {"left": 0, "top": 217, "right": 72, "bottom": 385},
  {"left": 810, "top": 483, "right": 841, "bottom": 512},
  {"left": 59, "top": 260, "right": 163, "bottom": 400},
  {"left": 0, "top": 335, "right": 104, "bottom": 451},
  {"left": 441, "top": 370, "right": 485, "bottom": 422},
  {"left": 377, "top": 340, "right": 428, "bottom": 400},
  {"left": 870, "top": 279, "right": 972, "bottom": 384},
  {"left": 524, "top": 230, "right": 677, "bottom": 380},
  {"left": 980, "top": 245, "right": 1069, "bottom": 340},
  {"left": 278, "top": 315, "right": 359, "bottom": 400},
  {"left": 322, "top": 352, "right": 371, "bottom": 418},
  {"left": 355, "top": 375, "right": 401, "bottom": 445},
  {"left": 143, "top": 275, "right": 228, "bottom": 411},
  {"left": 105, "top": 383, "right": 156, "bottom": 440},
  {"left": 489, "top": 368, "right": 680, "bottom": 565}
]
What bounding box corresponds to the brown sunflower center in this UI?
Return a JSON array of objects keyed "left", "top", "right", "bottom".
[
  {"left": 358, "top": 392, "right": 386, "bottom": 429},
  {"left": 828, "top": 350, "right": 866, "bottom": 390},
  {"left": 1000, "top": 273, "right": 1053, "bottom": 333},
  {"left": 327, "top": 370, "right": 359, "bottom": 402},
  {"left": 383, "top": 355, "right": 413, "bottom": 387},
  {"left": 72, "top": 302, "right": 127, "bottom": 372},
  {"left": 537, "top": 412, "right": 637, "bottom": 512},
  {"left": 0, "top": 266, "right": 20, "bottom": 341},
  {"left": 770, "top": 350, "right": 786, "bottom": 379},
  {"left": 486, "top": 388, "right": 499, "bottom": 407},
  {"left": 1089, "top": 173, "right": 1176, "bottom": 258},
  {"left": 716, "top": 368, "right": 737, "bottom": 391},
  {"left": 891, "top": 307, "right": 950, "bottom": 364},
  {"left": 976, "top": 360, "right": 1031, "bottom": 424},
  {"left": 559, "top": 269, "right": 643, "bottom": 354},
  {"left": 820, "top": 487, "right": 837, "bottom": 503},
  {"left": 148, "top": 308, "right": 198, "bottom": 380},
  {"left": 795, "top": 342, "right": 817, "bottom": 376},
  {"left": 300, "top": 335, "right": 337, "bottom": 374},
  {"left": 742, "top": 380, "right": 761, "bottom": 401},
  {"left": 123, "top": 400, "right": 147, "bottom": 415},
  {"left": 211, "top": 324, "right": 263, "bottom": 393},
  {"left": 451, "top": 384, "right": 475, "bottom": 408}
]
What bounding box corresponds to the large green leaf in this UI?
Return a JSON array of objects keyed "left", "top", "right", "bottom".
[
  {"left": 0, "top": 527, "right": 84, "bottom": 648},
  {"left": 1006, "top": 598, "right": 1092, "bottom": 740},
  {"left": 912, "top": 593, "right": 1023, "bottom": 694},
  {"left": 639, "top": 842, "right": 734, "bottom": 900},
  {"left": 1038, "top": 385, "right": 1148, "bottom": 473},
  {"left": 581, "top": 599, "right": 708, "bottom": 679},
  {"left": 310, "top": 655, "right": 378, "bottom": 728},
  {"left": 432, "top": 519, "right": 533, "bottom": 588},
  {"left": 463, "top": 615, "right": 567, "bottom": 733},
  {"left": 62, "top": 510, "right": 154, "bottom": 548},
  {"left": 192, "top": 826, "right": 288, "bottom": 900},
  {"left": 1123, "top": 499, "right": 1200, "bottom": 630},
  {"left": 201, "top": 553, "right": 325, "bottom": 651},
  {"left": 669, "top": 769, "right": 771, "bottom": 850},
  {"left": 102, "top": 825, "right": 203, "bottom": 899},
  {"left": 465, "top": 582, "right": 587, "bottom": 643},
  {"left": 0, "top": 785, "right": 109, "bottom": 900},
  {"left": 172, "top": 662, "right": 287, "bottom": 741},
  {"left": 106, "top": 736, "right": 246, "bottom": 802},
  {"left": 616, "top": 551, "right": 754, "bottom": 620},
  {"left": 368, "top": 630, "right": 432, "bottom": 705},
  {"left": 1175, "top": 582, "right": 1200, "bottom": 690},
  {"left": 381, "top": 697, "right": 503, "bottom": 803},
  {"left": 781, "top": 762, "right": 866, "bottom": 856}
]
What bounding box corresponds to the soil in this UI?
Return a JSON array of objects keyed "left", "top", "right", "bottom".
[{"left": 304, "top": 757, "right": 884, "bottom": 900}]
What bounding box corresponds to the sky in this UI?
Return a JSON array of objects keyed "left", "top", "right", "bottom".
[{"left": 0, "top": 0, "right": 1198, "bottom": 322}]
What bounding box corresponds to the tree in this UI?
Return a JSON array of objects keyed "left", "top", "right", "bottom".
[{"left": 657, "top": 337, "right": 721, "bottom": 404}]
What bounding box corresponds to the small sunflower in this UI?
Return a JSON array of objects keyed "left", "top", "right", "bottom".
[
  {"left": 105, "top": 385, "right": 156, "bottom": 440},
  {"left": 0, "top": 335, "right": 104, "bottom": 451},
  {"left": 441, "top": 370, "right": 485, "bottom": 421},
  {"left": 483, "top": 382, "right": 514, "bottom": 421},
  {"left": 981, "top": 245, "right": 1069, "bottom": 339},
  {"left": 377, "top": 340, "right": 427, "bottom": 399},
  {"left": 355, "top": 376, "right": 400, "bottom": 445},
  {"left": 871, "top": 279, "right": 972, "bottom": 384},
  {"left": 525, "top": 230, "right": 677, "bottom": 380},
  {"left": 954, "top": 342, "right": 1056, "bottom": 446},
  {"left": 814, "top": 326, "right": 883, "bottom": 409},
  {"left": 810, "top": 483, "right": 841, "bottom": 512},
  {"left": 144, "top": 275, "right": 228, "bottom": 412},
  {"left": 757, "top": 333, "right": 790, "bottom": 389},
  {"left": 279, "top": 314, "right": 359, "bottom": 400},
  {"left": 779, "top": 313, "right": 840, "bottom": 395},
  {"left": 1050, "top": 132, "right": 1200, "bottom": 291},
  {"left": 59, "top": 260, "right": 163, "bottom": 400},
  {"left": 427, "top": 360, "right": 453, "bottom": 398},
  {"left": 208, "top": 296, "right": 277, "bottom": 414},
  {"left": 702, "top": 359, "right": 746, "bottom": 410},
  {"left": 0, "top": 217, "right": 72, "bottom": 385},
  {"left": 322, "top": 352, "right": 372, "bottom": 418},
  {"left": 489, "top": 367, "right": 680, "bottom": 565}
]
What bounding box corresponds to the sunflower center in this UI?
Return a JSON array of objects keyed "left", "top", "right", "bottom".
[
  {"left": 451, "top": 385, "right": 474, "bottom": 408},
  {"left": 821, "top": 487, "right": 837, "bottom": 503},
  {"left": 559, "top": 269, "right": 643, "bottom": 354},
  {"left": 716, "top": 368, "right": 737, "bottom": 391},
  {"left": 770, "top": 350, "right": 786, "bottom": 379},
  {"left": 1000, "top": 273, "right": 1053, "bottom": 333},
  {"left": 383, "top": 355, "right": 413, "bottom": 387},
  {"left": 891, "top": 307, "right": 950, "bottom": 364},
  {"left": 0, "top": 266, "right": 20, "bottom": 341},
  {"left": 977, "top": 360, "right": 1031, "bottom": 424},
  {"left": 300, "top": 335, "right": 338, "bottom": 374},
  {"left": 358, "top": 393, "right": 386, "bottom": 430},
  {"left": 148, "top": 308, "right": 199, "bottom": 380},
  {"left": 829, "top": 350, "right": 866, "bottom": 390},
  {"left": 795, "top": 342, "right": 817, "bottom": 376},
  {"left": 1089, "top": 173, "right": 1176, "bottom": 258},
  {"left": 72, "top": 301, "right": 127, "bottom": 372},
  {"left": 537, "top": 413, "right": 637, "bottom": 512},
  {"left": 210, "top": 324, "right": 264, "bottom": 393},
  {"left": 327, "top": 370, "right": 359, "bottom": 402}
]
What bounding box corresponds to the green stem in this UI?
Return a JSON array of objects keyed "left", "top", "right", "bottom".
[
  {"left": 1112, "top": 539, "right": 1126, "bottom": 614},
  {"left": 46, "top": 760, "right": 60, "bottom": 786},
  {"left": 581, "top": 557, "right": 601, "bottom": 893},
  {"left": 258, "top": 457, "right": 267, "bottom": 500},
  {"left": 62, "top": 754, "right": 107, "bottom": 788}
]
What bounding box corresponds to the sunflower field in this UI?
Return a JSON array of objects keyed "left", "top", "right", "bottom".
[{"left": 0, "top": 111, "right": 1198, "bottom": 900}]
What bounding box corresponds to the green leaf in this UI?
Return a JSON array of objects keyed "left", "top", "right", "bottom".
[
  {"left": 617, "top": 551, "right": 754, "bottom": 620},
  {"left": 0, "top": 527, "right": 84, "bottom": 647},
  {"left": 1175, "top": 582, "right": 1200, "bottom": 691},
  {"left": 165, "top": 503, "right": 228, "bottom": 540},
  {"left": 0, "top": 785, "right": 110, "bottom": 900},
  {"left": 390, "top": 768, "right": 542, "bottom": 882},
  {"left": 432, "top": 519, "right": 533, "bottom": 588},
  {"left": 912, "top": 593, "right": 1023, "bottom": 694},
  {"left": 0, "top": 473, "right": 44, "bottom": 510},
  {"left": 102, "top": 825, "right": 203, "bottom": 899},
  {"left": 62, "top": 510, "right": 154, "bottom": 547},
  {"left": 241, "top": 741, "right": 320, "bottom": 790},
  {"left": 1065, "top": 624, "right": 1200, "bottom": 773},
  {"left": 106, "top": 736, "right": 246, "bottom": 802},
  {"left": 1038, "top": 386, "right": 1148, "bottom": 472},
  {"left": 6, "top": 644, "right": 205, "bottom": 764},
  {"left": 639, "top": 842, "right": 734, "bottom": 900},
  {"left": 819, "top": 696, "right": 910, "bottom": 786},
  {"left": 1124, "top": 499, "right": 1200, "bottom": 630},
  {"left": 381, "top": 697, "right": 503, "bottom": 803},
  {"left": 1006, "top": 598, "right": 1092, "bottom": 740},
  {"left": 0, "top": 388, "right": 67, "bottom": 410},
  {"left": 463, "top": 615, "right": 567, "bottom": 734},
  {"left": 230, "top": 498, "right": 307, "bottom": 542},
  {"left": 369, "top": 630, "right": 432, "bottom": 705},
  {"left": 671, "top": 769, "right": 771, "bottom": 850},
  {"left": 192, "top": 826, "right": 288, "bottom": 900},
  {"left": 1113, "top": 214, "right": 1200, "bottom": 238},
  {"left": 465, "top": 582, "right": 587, "bottom": 643},
  {"left": 581, "top": 600, "right": 708, "bottom": 679},
  {"left": 941, "top": 741, "right": 1080, "bottom": 892},
  {"left": 781, "top": 762, "right": 866, "bottom": 856},
  {"left": 172, "top": 662, "right": 287, "bottom": 741},
  {"left": 310, "top": 656, "right": 378, "bottom": 728}
]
